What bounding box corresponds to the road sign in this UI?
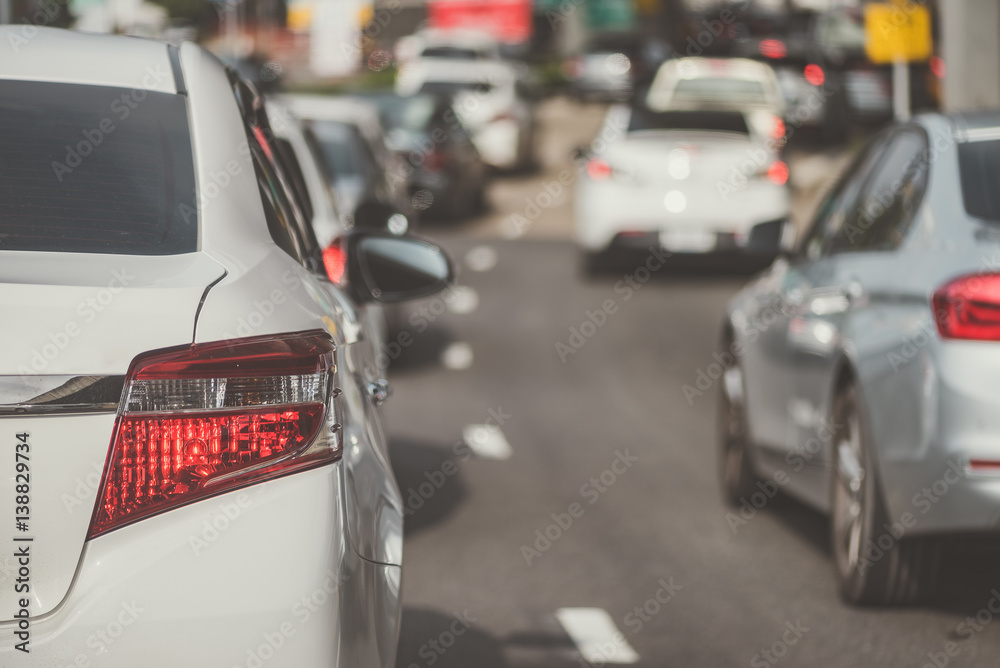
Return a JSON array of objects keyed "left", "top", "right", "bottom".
[{"left": 864, "top": 2, "right": 932, "bottom": 64}]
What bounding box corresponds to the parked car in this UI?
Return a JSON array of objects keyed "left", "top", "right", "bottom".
[
  {"left": 350, "top": 91, "right": 490, "bottom": 219},
  {"left": 719, "top": 112, "right": 1000, "bottom": 605},
  {"left": 646, "top": 57, "right": 788, "bottom": 145},
  {"left": 280, "top": 95, "right": 417, "bottom": 226},
  {"left": 0, "top": 26, "right": 453, "bottom": 666},
  {"left": 575, "top": 103, "right": 792, "bottom": 272},
  {"left": 396, "top": 58, "right": 538, "bottom": 171}
]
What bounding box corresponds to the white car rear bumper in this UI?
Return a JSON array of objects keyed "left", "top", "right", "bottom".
[{"left": 0, "top": 464, "right": 400, "bottom": 668}]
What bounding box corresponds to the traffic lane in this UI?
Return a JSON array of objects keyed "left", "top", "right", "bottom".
[{"left": 385, "top": 236, "right": 1000, "bottom": 668}]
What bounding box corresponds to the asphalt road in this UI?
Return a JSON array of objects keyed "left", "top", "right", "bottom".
[{"left": 383, "top": 98, "right": 1000, "bottom": 668}]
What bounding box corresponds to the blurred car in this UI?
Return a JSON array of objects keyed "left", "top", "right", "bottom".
[
  {"left": 564, "top": 32, "right": 672, "bottom": 103},
  {"left": 395, "top": 27, "right": 501, "bottom": 64},
  {"left": 281, "top": 94, "right": 417, "bottom": 225},
  {"left": 351, "top": 91, "right": 490, "bottom": 219},
  {"left": 574, "top": 103, "right": 792, "bottom": 272},
  {"left": 0, "top": 26, "right": 455, "bottom": 666},
  {"left": 719, "top": 111, "right": 1000, "bottom": 605},
  {"left": 396, "top": 58, "right": 538, "bottom": 171},
  {"left": 646, "top": 57, "right": 788, "bottom": 144}
]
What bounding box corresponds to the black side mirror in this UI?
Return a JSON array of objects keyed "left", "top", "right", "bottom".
[{"left": 343, "top": 231, "right": 454, "bottom": 304}]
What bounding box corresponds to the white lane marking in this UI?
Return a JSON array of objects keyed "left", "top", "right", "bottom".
[
  {"left": 446, "top": 285, "right": 479, "bottom": 314},
  {"left": 465, "top": 245, "right": 498, "bottom": 272},
  {"left": 555, "top": 608, "right": 640, "bottom": 665},
  {"left": 462, "top": 424, "right": 512, "bottom": 460},
  {"left": 441, "top": 342, "right": 473, "bottom": 370}
]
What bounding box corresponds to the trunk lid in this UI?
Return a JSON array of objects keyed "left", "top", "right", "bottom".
[{"left": 0, "top": 251, "right": 225, "bottom": 619}]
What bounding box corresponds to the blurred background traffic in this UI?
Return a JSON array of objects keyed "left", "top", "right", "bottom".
[{"left": 10, "top": 0, "right": 1000, "bottom": 665}]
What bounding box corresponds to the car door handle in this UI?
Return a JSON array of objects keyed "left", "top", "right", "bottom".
[{"left": 366, "top": 379, "right": 391, "bottom": 406}]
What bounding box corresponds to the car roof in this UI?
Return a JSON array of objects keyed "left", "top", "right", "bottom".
[
  {"left": 398, "top": 58, "right": 516, "bottom": 85},
  {"left": 658, "top": 57, "right": 778, "bottom": 82},
  {"left": 280, "top": 94, "right": 383, "bottom": 130},
  {"left": 417, "top": 27, "right": 498, "bottom": 49},
  {"left": 0, "top": 26, "right": 178, "bottom": 94}
]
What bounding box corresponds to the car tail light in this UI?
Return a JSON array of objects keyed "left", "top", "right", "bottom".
[
  {"left": 804, "top": 64, "right": 825, "bottom": 86},
  {"left": 759, "top": 39, "right": 787, "bottom": 59},
  {"left": 770, "top": 116, "right": 786, "bottom": 139},
  {"left": 562, "top": 56, "right": 583, "bottom": 78},
  {"left": 88, "top": 332, "right": 341, "bottom": 539},
  {"left": 766, "top": 161, "right": 789, "bottom": 185},
  {"left": 323, "top": 240, "right": 346, "bottom": 283},
  {"left": 933, "top": 273, "right": 1000, "bottom": 341},
  {"left": 425, "top": 149, "right": 449, "bottom": 172},
  {"left": 587, "top": 159, "right": 613, "bottom": 180},
  {"left": 930, "top": 56, "right": 945, "bottom": 79}
]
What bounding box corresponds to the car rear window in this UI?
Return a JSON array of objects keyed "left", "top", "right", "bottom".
[
  {"left": 0, "top": 79, "right": 197, "bottom": 255},
  {"left": 628, "top": 108, "right": 749, "bottom": 135},
  {"left": 958, "top": 139, "right": 1000, "bottom": 223},
  {"left": 672, "top": 77, "right": 769, "bottom": 106}
]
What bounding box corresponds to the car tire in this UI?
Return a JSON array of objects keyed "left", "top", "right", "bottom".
[
  {"left": 717, "top": 347, "right": 758, "bottom": 507},
  {"left": 830, "top": 384, "right": 941, "bottom": 605}
]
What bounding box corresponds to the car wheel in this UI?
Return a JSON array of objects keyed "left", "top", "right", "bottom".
[
  {"left": 830, "top": 384, "right": 940, "bottom": 605},
  {"left": 717, "top": 348, "right": 758, "bottom": 507}
]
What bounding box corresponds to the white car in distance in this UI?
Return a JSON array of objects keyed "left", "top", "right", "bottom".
[
  {"left": 574, "top": 104, "right": 792, "bottom": 272},
  {"left": 396, "top": 58, "right": 537, "bottom": 171}
]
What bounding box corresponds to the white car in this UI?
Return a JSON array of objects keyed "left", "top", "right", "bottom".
[
  {"left": 646, "top": 57, "right": 788, "bottom": 144},
  {"left": 574, "top": 104, "right": 793, "bottom": 271},
  {"left": 396, "top": 58, "right": 536, "bottom": 171},
  {"left": 395, "top": 27, "right": 501, "bottom": 64},
  {"left": 0, "top": 27, "right": 453, "bottom": 667}
]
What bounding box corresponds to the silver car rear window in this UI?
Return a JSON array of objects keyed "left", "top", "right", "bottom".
[
  {"left": 0, "top": 79, "right": 197, "bottom": 255},
  {"left": 958, "top": 138, "right": 1000, "bottom": 223}
]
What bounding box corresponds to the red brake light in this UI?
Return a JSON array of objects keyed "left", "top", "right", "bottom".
[
  {"left": 88, "top": 332, "right": 340, "bottom": 539},
  {"left": 933, "top": 274, "right": 1000, "bottom": 341},
  {"left": 425, "top": 149, "right": 449, "bottom": 172},
  {"left": 930, "top": 56, "right": 946, "bottom": 79},
  {"left": 804, "top": 64, "right": 825, "bottom": 87},
  {"left": 323, "top": 241, "right": 346, "bottom": 284},
  {"left": 759, "top": 39, "right": 787, "bottom": 59},
  {"left": 771, "top": 116, "right": 786, "bottom": 138},
  {"left": 587, "top": 159, "right": 613, "bottom": 180},
  {"left": 767, "top": 161, "right": 789, "bottom": 185}
]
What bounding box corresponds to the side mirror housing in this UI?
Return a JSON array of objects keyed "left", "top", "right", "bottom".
[{"left": 340, "top": 231, "right": 454, "bottom": 304}]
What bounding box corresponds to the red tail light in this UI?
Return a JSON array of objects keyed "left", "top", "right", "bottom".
[
  {"left": 767, "top": 161, "right": 789, "bottom": 185},
  {"left": 759, "top": 39, "right": 787, "bottom": 59},
  {"left": 587, "top": 159, "right": 613, "bottom": 180},
  {"left": 323, "top": 240, "right": 346, "bottom": 283},
  {"left": 425, "top": 149, "right": 449, "bottom": 172},
  {"left": 804, "top": 64, "right": 825, "bottom": 87},
  {"left": 771, "top": 116, "right": 786, "bottom": 139},
  {"left": 933, "top": 274, "right": 1000, "bottom": 341},
  {"left": 88, "top": 332, "right": 341, "bottom": 539}
]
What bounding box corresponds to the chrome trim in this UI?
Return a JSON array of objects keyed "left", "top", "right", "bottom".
[{"left": 0, "top": 375, "right": 124, "bottom": 415}]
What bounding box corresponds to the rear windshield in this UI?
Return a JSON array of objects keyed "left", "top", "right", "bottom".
[
  {"left": 672, "top": 77, "right": 769, "bottom": 106},
  {"left": 628, "top": 108, "right": 749, "bottom": 135},
  {"left": 958, "top": 138, "right": 1000, "bottom": 222},
  {"left": 421, "top": 46, "right": 484, "bottom": 60},
  {"left": 0, "top": 79, "right": 197, "bottom": 255},
  {"left": 309, "top": 120, "right": 370, "bottom": 179},
  {"left": 419, "top": 81, "right": 495, "bottom": 97}
]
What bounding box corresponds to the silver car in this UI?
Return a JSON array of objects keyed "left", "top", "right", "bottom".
[{"left": 719, "top": 112, "right": 1000, "bottom": 605}]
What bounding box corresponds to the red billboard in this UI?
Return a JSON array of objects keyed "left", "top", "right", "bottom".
[{"left": 427, "top": 0, "right": 533, "bottom": 44}]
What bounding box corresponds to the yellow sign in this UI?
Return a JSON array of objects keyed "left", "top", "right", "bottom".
[{"left": 864, "top": 2, "right": 932, "bottom": 64}]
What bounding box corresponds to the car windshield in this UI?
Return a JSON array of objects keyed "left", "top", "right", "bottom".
[
  {"left": 818, "top": 9, "right": 866, "bottom": 51},
  {"left": 418, "top": 81, "right": 495, "bottom": 97},
  {"left": 629, "top": 108, "right": 750, "bottom": 135},
  {"left": 0, "top": 79, "right": 197, "bottom": 255},
  {"left": 309, "top": 120, "right": 367, "bottom": 178},
  {"left": 671, "top": 77, "right": 769, "bottom": 106},
  {"left": 958, "top": 138, "right": 1000, "bottom": 222},
  {"left": 421, "top": 46, "right": 485, "bottom": 60},
  {"left": 377, "top": 95, "right": 437, "bottom": 133}
]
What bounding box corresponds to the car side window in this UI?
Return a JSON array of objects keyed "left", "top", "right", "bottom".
[
  {"left": 827, "top": 129, "right": 930, "bottom": 254},
  {"left": 798, "top": 137, "right": 884, "bottom": 261}
]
